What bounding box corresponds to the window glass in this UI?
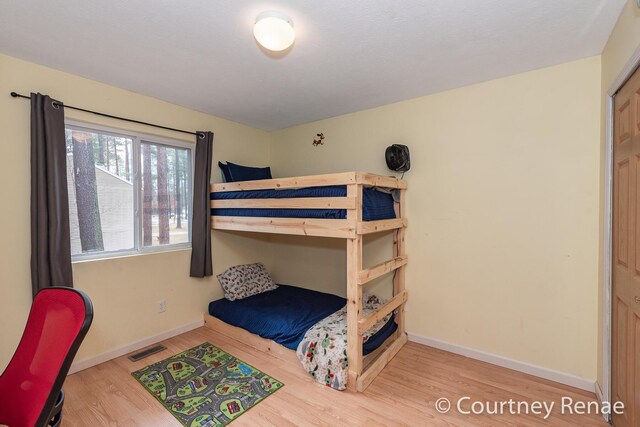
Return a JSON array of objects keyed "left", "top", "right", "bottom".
[
  {"left": 66, "top": 129, "right": 134, "bottom": 255},
  {"left": 141, "top": 141, "right": 191, "bottom": 247}
]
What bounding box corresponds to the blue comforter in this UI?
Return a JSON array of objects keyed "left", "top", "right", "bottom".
[
  {"left": 211, "top": 185, "right": 396, "bottom": 220},
  {"left": 208, "top": 285, "right": 396, "bottom": 355}
]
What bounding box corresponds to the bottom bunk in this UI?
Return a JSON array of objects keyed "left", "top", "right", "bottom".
[{"left": 204, "top": 285, "right": 407, "bottom": 392}]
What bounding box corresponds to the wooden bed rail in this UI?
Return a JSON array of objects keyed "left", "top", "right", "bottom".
[
  {"left": 212, "top": 197, "right": 357, "bottom": 210},
  {"left": 212, "top": 217, "right": 358, "bottom": 238},
  {"left": 211, "top": 171, "right": 407, "bottom": 193}
]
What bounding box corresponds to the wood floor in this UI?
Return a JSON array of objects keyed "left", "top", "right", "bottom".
[{"left": 62, "top": 327, "right": 608, "bottom": 426}]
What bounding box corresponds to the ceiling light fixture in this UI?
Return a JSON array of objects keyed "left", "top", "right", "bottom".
[{"left": 253, "top": 11, "right": 295, "bottom": 52}]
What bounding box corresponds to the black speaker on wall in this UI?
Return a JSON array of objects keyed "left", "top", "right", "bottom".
[{"left": 385, "top": 144, "right": 410, "bottom": 173}]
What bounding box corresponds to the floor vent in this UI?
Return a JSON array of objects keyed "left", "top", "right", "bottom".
[{"left": 128, "top": 345, "right": 167, "bottom": 362}]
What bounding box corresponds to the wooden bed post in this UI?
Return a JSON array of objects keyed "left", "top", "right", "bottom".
[
  {"left": 346, "top": 183, "right": 363, "bottom": 391},
  {"left": 393, "top": 188, "right": 407, "bottom": 337}
]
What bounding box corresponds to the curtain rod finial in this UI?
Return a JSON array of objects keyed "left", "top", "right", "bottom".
[{"left": 10, "top": 92, "right": 18, "bottom": 97}]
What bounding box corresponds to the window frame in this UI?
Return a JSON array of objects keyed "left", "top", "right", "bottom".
[{"left": 65, "top": 120, "right": 195, "bottom": 262}]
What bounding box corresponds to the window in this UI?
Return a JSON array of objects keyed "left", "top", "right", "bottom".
[{"left": 65, "top": 122, "right": 193, "bottom": 259}]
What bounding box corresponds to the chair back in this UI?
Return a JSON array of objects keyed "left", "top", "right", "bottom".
[{"left": 0, "top": 287, "right": 93, "bottom": 427}]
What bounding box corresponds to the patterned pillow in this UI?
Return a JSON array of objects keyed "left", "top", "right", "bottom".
[{"left": 216, "top": 263, "right": 278, "bottom": 301}]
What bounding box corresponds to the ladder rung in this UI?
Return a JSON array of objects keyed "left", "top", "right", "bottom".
[
  {"left": 358, "top": 255, "right": 408, "bottom": 285},
  {"left": 357, "top": 218, "right": 407, "bottom": 235},
  {"left": 358, "top": 290, "right": 407, "bottom": 334}
]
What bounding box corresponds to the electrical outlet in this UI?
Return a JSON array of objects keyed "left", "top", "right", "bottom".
[{"left": 157, "top": 300, "right": 166, "bottom": 313}]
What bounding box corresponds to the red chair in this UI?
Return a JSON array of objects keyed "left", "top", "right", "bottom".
[{"left": 0, "top": 287, "right": 93, "bottom": 427}]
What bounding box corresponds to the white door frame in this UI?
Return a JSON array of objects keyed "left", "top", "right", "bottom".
[{"left": 603, "top": 42, "right": 640, "bottom": 416}]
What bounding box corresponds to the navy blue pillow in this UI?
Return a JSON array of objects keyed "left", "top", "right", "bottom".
[
  {"left": 218, "top": 162, "right": 232, "bottom": 182},
  {"left": 227, "top": 162, "right": 272, "bottom": 182}
]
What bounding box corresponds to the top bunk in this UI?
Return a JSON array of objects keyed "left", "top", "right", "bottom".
[{"left": 210, "top": 171, "right": 407, "bottom": 238}]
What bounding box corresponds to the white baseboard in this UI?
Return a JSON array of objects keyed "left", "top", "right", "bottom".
[
  {"left": 407, "top": 332, "right": 596, "bottom": 393},
  {"left": 595, "top": 381, "right": 604, "bottom": 403},
  {"left": 594, "top": 382, "right": 610, "bottom": 422},
  {"left": 69, "top": 319, "right": 204, "bottom": 374}
]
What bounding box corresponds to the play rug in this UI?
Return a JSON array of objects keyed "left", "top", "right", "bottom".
[{"left": 131, "top": 342, "right": 284, "bottom": 427}]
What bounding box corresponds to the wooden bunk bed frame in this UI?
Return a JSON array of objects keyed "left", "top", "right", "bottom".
[{"left": 205, "top": 171, "right": 408, "bottom": 392}]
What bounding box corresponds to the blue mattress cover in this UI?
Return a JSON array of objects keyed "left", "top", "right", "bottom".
[
  {"left": 211, "top": 185, "right": 396, "bottom": 220},
  {"left": 208, "top": 285, "right": 397, "bottom": 355}
]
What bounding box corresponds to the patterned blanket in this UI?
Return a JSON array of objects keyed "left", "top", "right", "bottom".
[{"left": 295, "top": 294, "right": 392, "bottom": 390}]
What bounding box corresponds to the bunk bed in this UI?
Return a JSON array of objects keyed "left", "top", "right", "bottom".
[{"left": 203, "top": 171, "right": 408, "bottom": 392}]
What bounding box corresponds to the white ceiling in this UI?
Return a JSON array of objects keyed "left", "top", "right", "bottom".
[{"left": 0, "top": 0, "right": 626, "bottom": 131}]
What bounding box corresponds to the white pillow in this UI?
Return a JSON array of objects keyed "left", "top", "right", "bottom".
[{"left": 216, "top": 263, "right": 278, "bottom": 301}]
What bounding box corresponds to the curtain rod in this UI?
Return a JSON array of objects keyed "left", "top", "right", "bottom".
[{"left": 10, "top": 92, "right": 204, "bottom": 138}]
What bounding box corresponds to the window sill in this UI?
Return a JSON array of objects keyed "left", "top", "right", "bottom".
[{"left": 71, "top": 243, "right": 192, "bottom": 264}]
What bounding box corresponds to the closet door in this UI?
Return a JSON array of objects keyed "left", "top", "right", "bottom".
[{"left": 612, "top": 65, "right": 640, "bottom": 427}]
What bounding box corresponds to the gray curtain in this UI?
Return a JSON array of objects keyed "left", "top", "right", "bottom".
[
  {"left": 30, "top": 93, "right": 73, "bottom": 299},
  {"left": 190, "top": 131, "right": 214, "bottom": 277}
]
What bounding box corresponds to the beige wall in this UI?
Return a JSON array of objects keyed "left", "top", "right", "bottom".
[
  {"left": 270, "top": 56, "right": 602, "bottom": 380},
  {"left": 0, "top": 44, "right": 613, "bottom": 384},
  {"left": 0, "top": 54, "right": 272, "bottom": 368},
  {"left": 598, "top": 0, "right": 640, "bottom": 390}
]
